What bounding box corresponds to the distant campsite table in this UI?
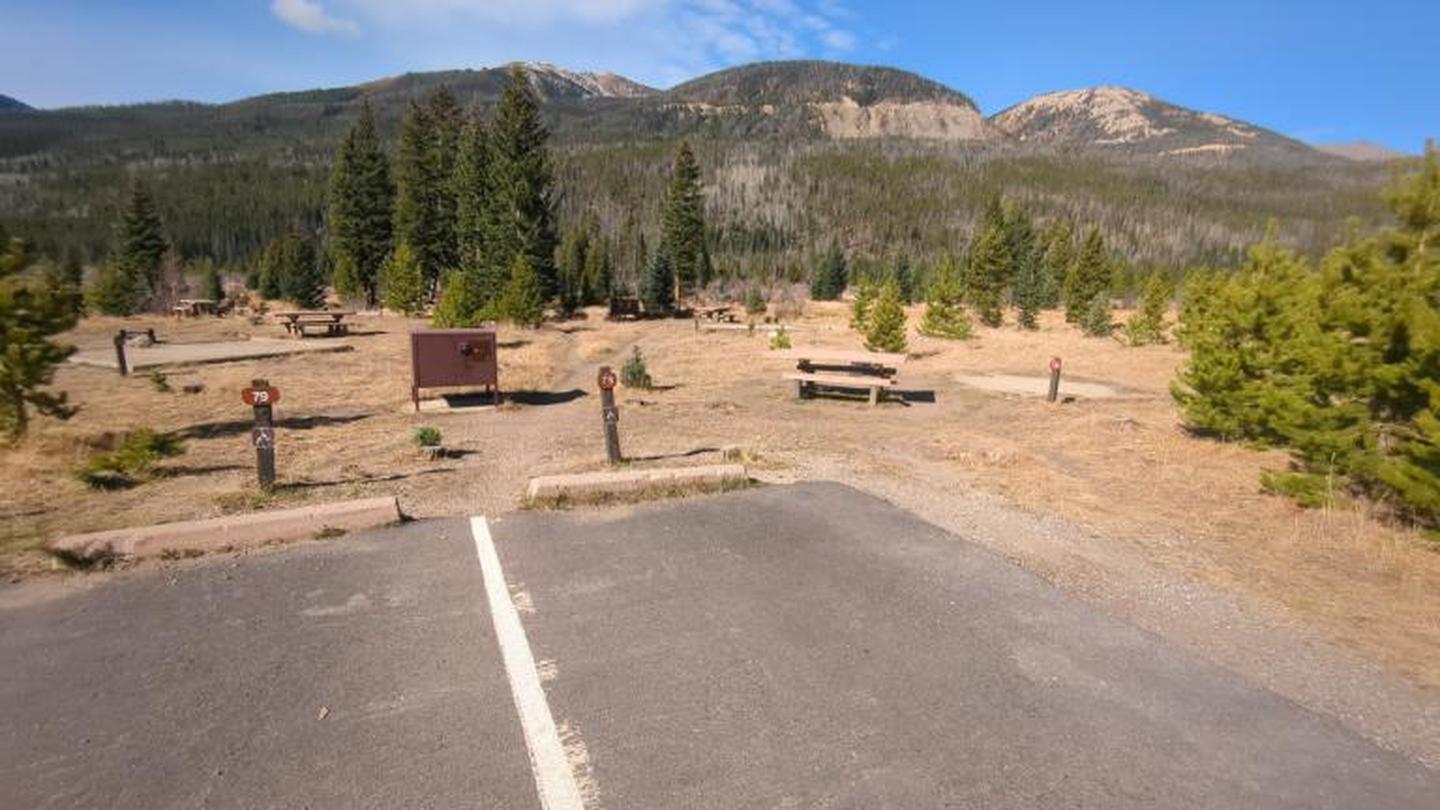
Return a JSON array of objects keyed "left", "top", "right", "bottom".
[
  {"left": 173, "top": 299, "right": 218, "bottom": 317},
  {"left": 693, "top": 305, "right": 738, "bottom": 324},
  {"left": 779, "top": 349, "right": 908, "bottom": 407},
  {"left": 273, "top": 310, "right": 354, "bottom": 337}
]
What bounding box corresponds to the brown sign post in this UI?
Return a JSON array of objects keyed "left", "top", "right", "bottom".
[
  {"left": 597, "top": 366, "right": 621, "bottom": 465},
  {"left": 1047, "top": 357, "right": 1063, "bottom": 403},
  {"left": 242, "top": 379, "right": 280, "bottom": 488}
]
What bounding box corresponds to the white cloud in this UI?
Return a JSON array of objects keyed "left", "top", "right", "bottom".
[{"left": 271, "top": 0, "right": 360, "bottom": 36}]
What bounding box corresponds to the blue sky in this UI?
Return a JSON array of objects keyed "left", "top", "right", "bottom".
[{"left": 1, "top": 1, "right": 1434, "bottom": 151}]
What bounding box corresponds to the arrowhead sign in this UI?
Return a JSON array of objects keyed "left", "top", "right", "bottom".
[{"left": 242, "top": 386, "right": 280, "bottom": 406}]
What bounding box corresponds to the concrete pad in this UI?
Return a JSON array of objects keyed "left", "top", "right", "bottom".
[
  {"left": 48, "top": 496, "right": 401, "bottom": 564},
  {"left": 415, "top": 393, "right": 500, "bottom": 414},
  {"left": 525, "top": 464, "right": 748, "bottom": 503},
  {"left": 69, "top": 339, "right": 354, "bottom": 371}
]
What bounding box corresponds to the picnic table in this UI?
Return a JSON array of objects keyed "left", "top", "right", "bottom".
[
  {"left": 173, "top": 298, "right": 218, "bottom": 317},
  {"left": 779, "top": 349, "right": 908, "bottom": 407},
  {"left": 272, "top": 309, "right": 354, "bottom": 337},
  {"left": 693, "top": 305, "right": 738, "bottom": 324}
]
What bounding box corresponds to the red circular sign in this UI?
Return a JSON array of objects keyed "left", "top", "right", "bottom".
[
  {"left": 241, "top": 386, "right": 281, "bottom": 406},
  {"left": 1049, "top": 357, "right": 1062, "bottom": 372},
  {"left": 597, "top": 368, "right": 617, "bottom": 391}
]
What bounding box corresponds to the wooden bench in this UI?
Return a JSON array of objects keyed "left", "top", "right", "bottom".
[{"left": 783, "top": 371, "right": 898, "bottom": 407}]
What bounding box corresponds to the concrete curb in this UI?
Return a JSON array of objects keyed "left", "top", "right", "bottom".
[
  {"left": 48, "top": 496, "right": 402, "bottom": 565},
  {"left": 526, "top": 464, "right": 749, "bottom": 503}
]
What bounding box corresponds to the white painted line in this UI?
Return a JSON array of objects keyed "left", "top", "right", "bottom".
[{"left": 470, "top": 516, "right": 586, "bottom": 810}]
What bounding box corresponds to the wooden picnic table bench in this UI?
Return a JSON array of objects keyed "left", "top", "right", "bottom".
[
  {"left": 778, "top": 349, "right": 908, "bottom": 406},
  {"left": 272, "top": 309, "right": 354, "bottom": 337},
  {"left": 173, "top": 298, "right": 218, "bottom": 317}
]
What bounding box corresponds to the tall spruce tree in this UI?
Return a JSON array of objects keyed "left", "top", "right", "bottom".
[
  {"left": 639, "top": 250, "right": 674, "bottom": 315},
  {"left": 393, "top": 101, "right": 445, "bottom": 292},
  {"left": 1004, "top": 203, "right": 1039, "bottom": 303},
  {"left": 1040, "top": 219, "right": 1074, "bottom": 310},
  {"left": 810, "top": 241, "right": 847, "bottom": 301},
  {"left": 112, "top": 181, "right": 168, "bottom": 307},
  {"left": 279, "top": 229, "right": 325, "bottom": 309},
  {"left": 380, "top": 241, "right": 427, "bottom": 316},
  {"left": 966, "top": 200, "right": 1012, "bottom": 327},
  {"left": 486, "top": 66, "right": 559, "bottom": 302},
  {"left": 453, "top": 112, "right": 500, "bottom": 305},
  {"left": 499, "top": 254, "right": 545, "bottom": 328},
  {"left": 919, "top": 254, "right": 972, "bottom": 339},
  {"left": 1, "top": 237, "right": 78, "bottom": 440},
  {"left": 1067, "top": 227, "right": 1112, "bottom": 324},
  {"left": 660, "top": 141, "right": 707, "bottom": 305},
  {"left": 1012, "top": 245, "right": 1047, "bottom": 330},
  {"left": 426, "top": 87, "right": 462, "bottom": 280},
  {"left": 327, "top": 99, "right": 393, "bottom": 307},
  {"left": 865, "top": 280, "right": 909, "bottom": 353}
]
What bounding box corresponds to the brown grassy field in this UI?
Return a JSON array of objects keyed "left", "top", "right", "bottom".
[{"left": 3, "top": 303, "right": 1439, "bottom": 692}]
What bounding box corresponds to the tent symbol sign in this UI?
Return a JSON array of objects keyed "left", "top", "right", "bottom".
[{"left": 252, "top": 427, "right": 275, "bottom": 449}]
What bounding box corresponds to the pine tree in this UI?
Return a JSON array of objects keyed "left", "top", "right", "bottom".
[
  {"left": 426, "top": 87, "right": 462, "bottom": 280},
  {"left": 890, "top": 255, "right": 915, "bottom": 304},
  {"left": 453, "top": 112, "right": 498, "bottom": 304},
  {"left": 280, "top": 230, "right": 325, "bottom": 309},
  {"left": 1039, "top": 219, "right": 1073, "bottom": 309},
  {"left": 660, "top": 141, "right": 707, "bottom": 305},
  {"left": 1067, "top": 228, "right": 1112, "bottom": 324},
  {"left": 639, "top": 250, "right": 674, "bottom": 315},
  {"left": 486, "top": 66, "right": 559, "bottom": 302},
  {"left": 327, "top": 99, "right": 393, "bottom": 307},
  {"left": 431, "top": 269, "right": 487, "bottom": 328},
  {"left": 201, "top": 263, "right": 224, "bottom": 302},
  {"left": 257, "top": 237, "right": 285, "bottom": 300},
  {"left": 1082, "top": 291, "right": 1113, "bottom": 337},
  {"left": 919, "top": 254, "right": 973, "bottom": 339},
  {"left": 850, "top": 279, "right": 877, "bottom": 331},
  {"left": 88, "top": 262, "right": 144, "bottom": 315},
  {"left": 583, "top": 234, "right": 612, "bottom": 304},
  {"left": 1, "top": 237, "right": 78, "bottom": 441},
  {"left": 810, "top": 241, "right": 847, "bottom": 301},
  {"left": 498, "top": 254, "right": 544, "bottom": 328},
  {"left": 865, "top": 280, "right": 908, "bottom": 353},
  {"left": 966, "top": 200, "right": 1012, "bottom": 328},
  {"left": 1125, "top": 274, "right": 1171, "bottom": 346},
  {"left": 112, "top": 180, "right": 168, "bottom": 307},
  {"left": 380, "top": 241, "right": 427, "bottom": 316},
  {"left": 558, "top": 225, "right": 590, "bottom": 314},
  {"left": 1004, "top": 202, "right": 1040, "bottom": 308},
  {"left": 393, "top": 101, "right": 445, "bottom": 292}
]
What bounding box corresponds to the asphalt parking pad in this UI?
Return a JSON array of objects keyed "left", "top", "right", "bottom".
[
  {"left": 491, "top": 482, "right": 1440, "bottom": 808},
  {"left": 1, "top": 520, "right": 536, "bottom": 810}
]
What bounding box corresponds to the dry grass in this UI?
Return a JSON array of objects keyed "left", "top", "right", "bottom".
[{"left": 3, "top": 303, "right": 1439, "bottom": 690}]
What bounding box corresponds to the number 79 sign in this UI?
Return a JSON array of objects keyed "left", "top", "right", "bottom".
[{"left": 241, "top": 385, "right": 281, "bottom": 406}]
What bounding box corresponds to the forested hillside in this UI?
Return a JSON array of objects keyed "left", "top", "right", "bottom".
[{"left": 0, "top": 60, "right": 1398, "bottom": 279}]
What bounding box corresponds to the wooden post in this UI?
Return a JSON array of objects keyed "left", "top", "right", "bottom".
[
  {"left": 250, "top": 378, "right": 277, "bottom": 488},
  {"left": 113, "top": 330, "right": 129, "bottom": 377},
  {"left": 1047, "top": 357, "right": 1062, "bottom": 403},
  {"left": 598, "top": 366, "right": 621, "bottom": 465}
]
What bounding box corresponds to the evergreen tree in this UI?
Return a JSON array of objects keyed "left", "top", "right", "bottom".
[
  {"left": 257, "top": 237, "right": 285, "bottom": 300},
  {"left": 453, "top": 112, "right": 498, "bottom": 303},
  {"left": 426, "top": 87, "right": 462, "bottom": 280},
  {"left": 279, "top": 230, "right": 325, "bottom": 309},
  {"left": 486, "top": 67, "right": 559, "bottom": 302},
  {"left": 326, "top": 99, "right": 393, "bottom": 307},
  {"left": 745, "top": 286, "right": 767, "bottom": 315},
  {"left": 890, "top": 255, "right": 915, "bottom": 304},
  {"left": 88, "top": 262, "right": 144, "bottom": 315},
  {"left": 432, "top": 269, "right": 488, "bottom": 328},
  {"left": 558, "top": 225, "right": 590, "bottom": 314},
  {"left": 919, "top": 254, "right": 973, "bottom": 339},
  {"left": 660, "top": 141, "right": 707, "bottom": 304},
  {"left": 1012, "top": 249, "right": 1047, "bottom": 330},
  {"left": 498, "top": 255, "right": 544, "bottom": 328},
  {"left": 1082, "top": 291, "right": 1113, "bottom": 337},
  {"left": 393, "top": 101, "right": 446, "bottom": 292},
  {"left": 380, "top": 241, "right": 427, "bottom": 316},
  {"left": 850, "top": 279, "right": 877, "bottom": 331},
  {"left": 1, "top": 237, "right": 78, "bottom": 440},
  {"left": 865, "top": 280, "right": 909, "bottom": 353},
  {"left": 1125, "top": 274, "right": 1171, "bottom": 346},
  {"left": 112, "top": 180, "right": 168, "bottom": 306},
  {"left": 810, "top": 241, "right": 847, "bottom": 301},
  {"left": 583, "top": 234, "right": 613, "bottom": 304},
  {"left": 966, "top": 200, "right": 1012, "bottom": 327},
  {"left": 1004, "top": 203, "right": 1040, "bottom": 309},
  {"left": 638, "top": 250, "right": 674, "bottom": 315},
  {"left": 1067, "top": 228, "right": 1112, "bottom": 324},
  {"left": 201, "top": 263, "right": 224, "bottom": 302},
  {"left": 1039, "top": 219, "right": 1073, "bottom": 309}
]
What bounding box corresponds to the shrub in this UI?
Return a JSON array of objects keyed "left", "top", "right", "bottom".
[
  {"left": 620, "top": 346, "right": 653, "bottom": 389},
  {"left": 413, "top": 425, "right": 442, "bottom": 448},
  {"left": 919, "top": 256, "right": 972, "bottom": 340},
  {"left": 769, "top": 327, "right": 792, "bottom": 350},
  {"left": 849, "top": 280, "right": 877, "bottom": 331},
  {"left": 865, "top": 281, "right": 909, "bottom": 353},
  {"left": 1125, "top": 274, "right": 1171, "bottom": 346},
  {"left": 73, "top": 429, "right": 185, "bottom": 489},
  {"left": 744, "top": 286, "right": 766, "bottom": 315},
  {"left": 1082, "top": 292, "right": 1112, "bottom": 337}
]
